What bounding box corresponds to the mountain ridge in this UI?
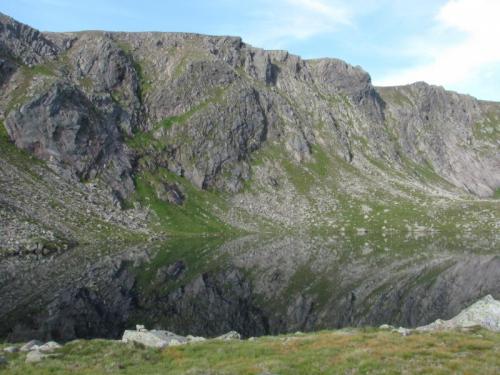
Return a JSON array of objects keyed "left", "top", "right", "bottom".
[{"left": 1, "top": 11, "right": 499, "bottom": 240}]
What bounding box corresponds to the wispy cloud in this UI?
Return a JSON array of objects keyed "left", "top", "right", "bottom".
[
  {"left": 243, "top": 0, "right": 352, "bottom": 48},
  {"left": 375, "top": 0, "right": 500, "bottom": 91}
]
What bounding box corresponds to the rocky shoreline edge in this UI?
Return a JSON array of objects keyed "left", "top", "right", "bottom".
[{"left": 1, "top": 294, "right": 498, "bottom": 367}]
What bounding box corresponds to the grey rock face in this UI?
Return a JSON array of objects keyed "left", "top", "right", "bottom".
[
  {"left": 378, "top": 83, "right": 500, "bottom": 196},
  {"left": 1, "top": 13, "right": 498, "bottom": 201},
  {"left": 67, "top": 33, "right": 143, "bottom": 135},
  {"left": 0, "top": 12, "right": 59, "bottom": 65},
  {"left": 5, "top": 82, "right": 134, "bottom": 199}
]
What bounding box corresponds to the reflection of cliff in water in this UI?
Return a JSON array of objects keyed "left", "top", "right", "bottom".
[{"left": 0, "top": 231, "right": 498, "bottom": 342}]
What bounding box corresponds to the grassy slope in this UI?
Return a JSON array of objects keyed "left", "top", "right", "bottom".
[{"left": 1, "top": 329, "right": 499, "bottom": 374}]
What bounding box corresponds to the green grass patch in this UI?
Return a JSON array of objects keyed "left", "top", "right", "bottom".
[
  {"left": 493, "top": 188, "right": 500, "bottom": 199},
  {"left": 131, "top": 168, "right": 237, "bottom": 236},
  {"left": 1, "top": 329, "right": 499, "bottom": 374}
]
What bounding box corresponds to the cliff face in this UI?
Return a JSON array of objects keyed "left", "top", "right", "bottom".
[{"left": 1, "top": 12, "right": 498, "bottom": 205}]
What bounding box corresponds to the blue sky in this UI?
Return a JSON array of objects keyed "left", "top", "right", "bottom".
[{"left": 3, "top": 0, "right": 499, "bottom": 101}]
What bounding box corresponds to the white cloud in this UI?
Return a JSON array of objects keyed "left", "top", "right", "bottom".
[
  {"left": 244, "top": 0, "right": 352, "bottom": 48},
  {"left": 374, "top": 0, "right": 500, "bottom": 94}
]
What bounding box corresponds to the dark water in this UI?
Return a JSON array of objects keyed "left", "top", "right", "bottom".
[{"left": 0, "top": 231, "right": 498, "bottom": 342}]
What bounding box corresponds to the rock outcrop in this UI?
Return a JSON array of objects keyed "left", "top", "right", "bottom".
[
  {"left": 121, "top": 325, "right": 235, "bottom": 348},
  {"left": 417, "top": 295, "right": 500, "bottom": 332},
  {"left": 122, "top": 326, "right": 188, "bottom": 348}
]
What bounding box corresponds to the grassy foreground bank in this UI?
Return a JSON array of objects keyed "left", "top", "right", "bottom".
[{"left": 1, "top": 328, "right": 499, "bottom": 374}]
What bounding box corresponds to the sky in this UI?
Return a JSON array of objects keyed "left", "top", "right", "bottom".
[{"left": 2, "top": 0, "right": 499, "bottom": 101}]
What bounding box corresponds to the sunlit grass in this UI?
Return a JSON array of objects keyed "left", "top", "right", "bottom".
[{"left": 1, "top": 329, "right": 498, "bottom": 374}]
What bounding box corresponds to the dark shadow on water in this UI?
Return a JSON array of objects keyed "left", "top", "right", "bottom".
[{"left": 0, "top": 231, "right": 498, "bottom": 341}]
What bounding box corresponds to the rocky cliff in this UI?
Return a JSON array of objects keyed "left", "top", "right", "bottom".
[
  {"left": 1, "top": 13, "right": 499, "bottom": 244},
  {"left": 1, "top": 12, "right": 498, "bottom": 205}
]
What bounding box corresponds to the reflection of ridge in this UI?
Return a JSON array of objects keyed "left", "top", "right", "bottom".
[{"left": 0, "top": 234, "right": 498, "bottom": 342}]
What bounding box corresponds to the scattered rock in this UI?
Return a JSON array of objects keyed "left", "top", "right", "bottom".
[
  {"left": 37, "top": 341, "right": 62, "bottom": 352},
  {"left": 417, "top": 295, "right": 500, "bottom": 332},
  {"left": 379, "top": 324, "right": 394, "bottom": 330},
  {"left": 0, "top": 356, "right": 7, "bottom": 365},
  {"left": 3, "top": 346, "right": 18, "bottom": 353},
  {"left": 215, "top": 331, "right": 241, "bottom": 340},
  {"left": 156, "top": 183, "right": 185, "bottom": 205},
  {"left": 392, "top": 327, "right": 412, "bottom": 336},
  {"left": 20, "top": 340, "right": 43, "bottom": 352},
  {"left": 186, "top": 335, "right": 206, "bottom": 343},
  {"left": 25, "top": 350, "right": 48, "bottom": 363},
  {"left": 356, "top": 228, "right": 368, "bottom": 235},
  {"left": 122, "top": 326, "right": 188, "bottom": 348}
]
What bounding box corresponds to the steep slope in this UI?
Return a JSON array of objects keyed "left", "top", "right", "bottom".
[{"left": 0, "top": 12, "right": 498, "bottom": 243}]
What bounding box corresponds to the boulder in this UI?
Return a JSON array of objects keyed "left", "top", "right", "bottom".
[
  {"left": 379, "top": 324, "right": 394, "bottom": 330},
  {"left": 215, "top": 331, "right": 241, "bottom": 340},
  {"left": 0, "top": 356, "right": 7, "bottom": 365},
  {"left": 417, "top": 295, "right": 500, "bottom": 332},
  {"left": 392, "top": 327, "right": 412, "bottom": 336},
  {"left": 186, "top": 335, "right": 206, "bottom": 343},
  {"left": 136, "top": 325, "right": 147, "bottom": 332},
  {"left": 25, "top": 350, "right": 48, "bottom": 363},
  {"left": 122, "top": 327, "right": 188, "bottom": 348},
  {"left": 20, "top": 340, "right": 43, "bottom": 352},
  {"left": 3, "top": 346, "right": 18, "bottom": 353},
  {"left": 37, "top": 341, "right": 62, "bottom": 352}
]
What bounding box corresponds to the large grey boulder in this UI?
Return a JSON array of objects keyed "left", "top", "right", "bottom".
[
  {"left": 36, "top": 341, "right": 62, "bottom": 352},
  {"left": 122, "top": 327, "right": 188, "bottom": 348},
  {"left": 20, "top": 340, "right": 43, "bottom": 352},
  {"left": 417, "top": 295, "right": 500, "bottom": 332},
  {"left": 25, "top": 350, "right": 48, "bottom": 363},
  {"left": 215, "top": 331, "right": 241, "bottom": 340}
]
